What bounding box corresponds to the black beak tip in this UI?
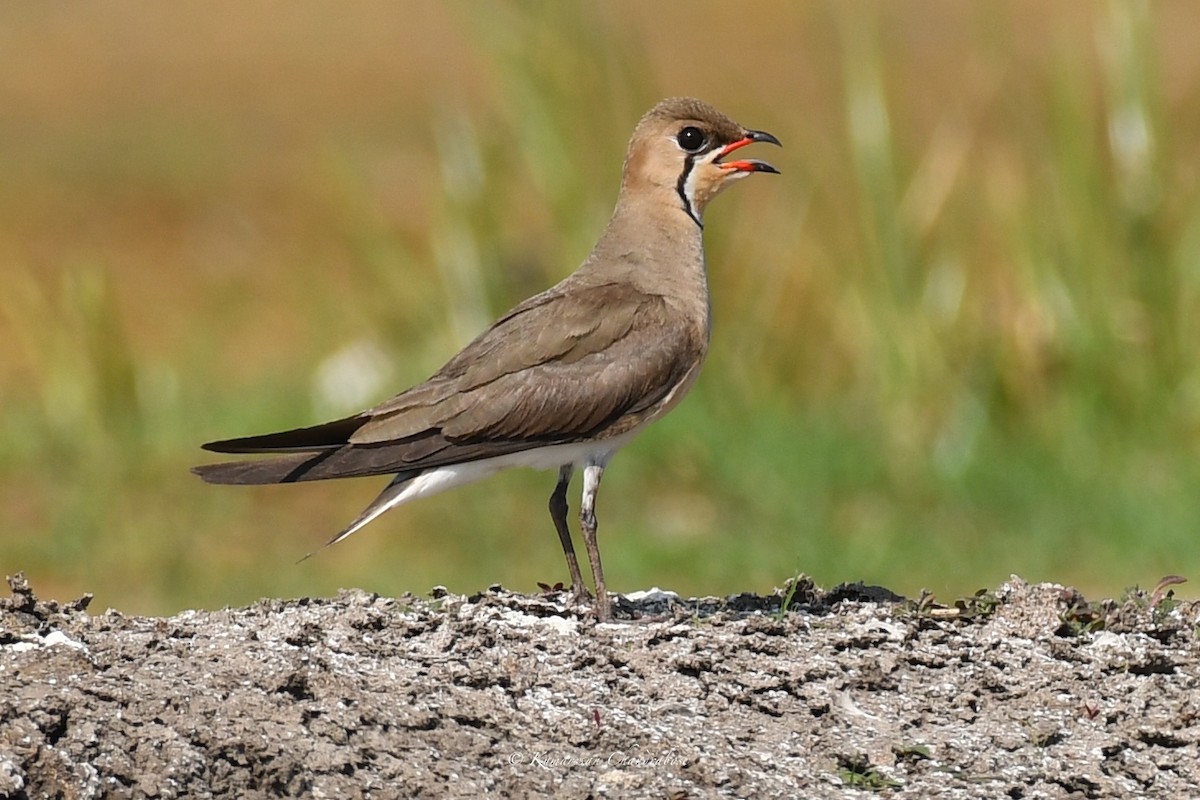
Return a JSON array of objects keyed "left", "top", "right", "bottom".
[{"left": 747, "top": 129, "right": 782, "bottom": 148}]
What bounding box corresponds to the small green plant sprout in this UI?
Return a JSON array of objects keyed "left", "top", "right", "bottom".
[
  {"left": 837, "top": 753, "right": 902, "bottom": 791},
  {"left": 775, "top": 573, "right": 816, "bottom": 619},
  {"left": 892, "top": 743, "right": 932, "bottom": 762},
  {"left": 1056, "top": 598, "right": 1106, "bottom": 638},
  {"left": 953, "top": 589, "right": 1001, "bottom": 620},
  {"left": 1149, "top": 575, "right": 1186, "bottom": 612},
  {"left": 901, "top": 589, "right": 941, "bottom": 619}
]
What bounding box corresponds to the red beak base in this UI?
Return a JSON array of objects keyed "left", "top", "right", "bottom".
[{"left": 715, "top": 129, "right": 781, "bottom": 174}]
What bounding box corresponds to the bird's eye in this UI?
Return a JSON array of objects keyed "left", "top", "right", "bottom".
[{"left": 676, "top": 126, "right": 707, "bottom": 153}]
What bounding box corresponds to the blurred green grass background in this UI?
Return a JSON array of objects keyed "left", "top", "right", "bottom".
[{"left": 3, "top": 2, "right": 1199, "bottom": 614}]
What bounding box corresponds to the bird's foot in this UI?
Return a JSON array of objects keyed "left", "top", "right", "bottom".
[
  {"left": 569, "top": 584, "right": 594, "bottom": 607},
  {"left": 593, "top": 598, "right": 613, "bottom": 623},
  {"left": 592, "top": 585, "right": 613, "bottom": 623}
]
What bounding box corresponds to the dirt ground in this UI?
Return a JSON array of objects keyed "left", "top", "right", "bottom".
[{"left": 1, "top": 573, "right": 1198, "bottom": 800}]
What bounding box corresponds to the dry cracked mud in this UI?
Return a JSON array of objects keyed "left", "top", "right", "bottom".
[{"left": 2, "top": 573, "right": 1198, "bottom": 799}]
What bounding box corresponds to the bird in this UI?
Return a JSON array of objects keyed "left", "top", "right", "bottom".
[{"left": 193, "top": 97, "right": 780, "bottom": 622}]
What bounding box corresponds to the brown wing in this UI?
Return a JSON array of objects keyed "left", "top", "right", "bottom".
[
  {"left": 350, "top": 282, "right": 696, "bottom": 445},
  {"left": 194, "top": 283, "right": 705, "bottom": 485}
]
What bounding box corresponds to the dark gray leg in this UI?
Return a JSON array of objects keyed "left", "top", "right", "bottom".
[
  {"left": 579, "top": 463, "right": 610, "bottom": 622},
  {"left": 549, "top": 464, "right": 590, "bottom": 604}
]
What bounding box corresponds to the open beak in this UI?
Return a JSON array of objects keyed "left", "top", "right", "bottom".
[{"left": 716, "top": 129, "right": 781, "bottom": 174}]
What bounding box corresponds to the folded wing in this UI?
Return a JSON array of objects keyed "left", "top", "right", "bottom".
[{"left": 193, "top": 284, "right": 700, "bottom": 485}]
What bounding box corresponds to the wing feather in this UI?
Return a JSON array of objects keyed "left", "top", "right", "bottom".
[
  {"left": 195, "top": 282, "right": 706, "bottom": 485},
  {"left": 350, "top": 283, "right": 688, "bottom": 445}
]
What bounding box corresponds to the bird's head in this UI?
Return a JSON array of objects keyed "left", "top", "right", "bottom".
[{"left": 620, "top": 97, "right": 780, "bottom": 228}]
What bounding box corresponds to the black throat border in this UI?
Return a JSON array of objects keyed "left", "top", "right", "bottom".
[{"left": 675, "top": 154, "right": 704, "bottom": 230}]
